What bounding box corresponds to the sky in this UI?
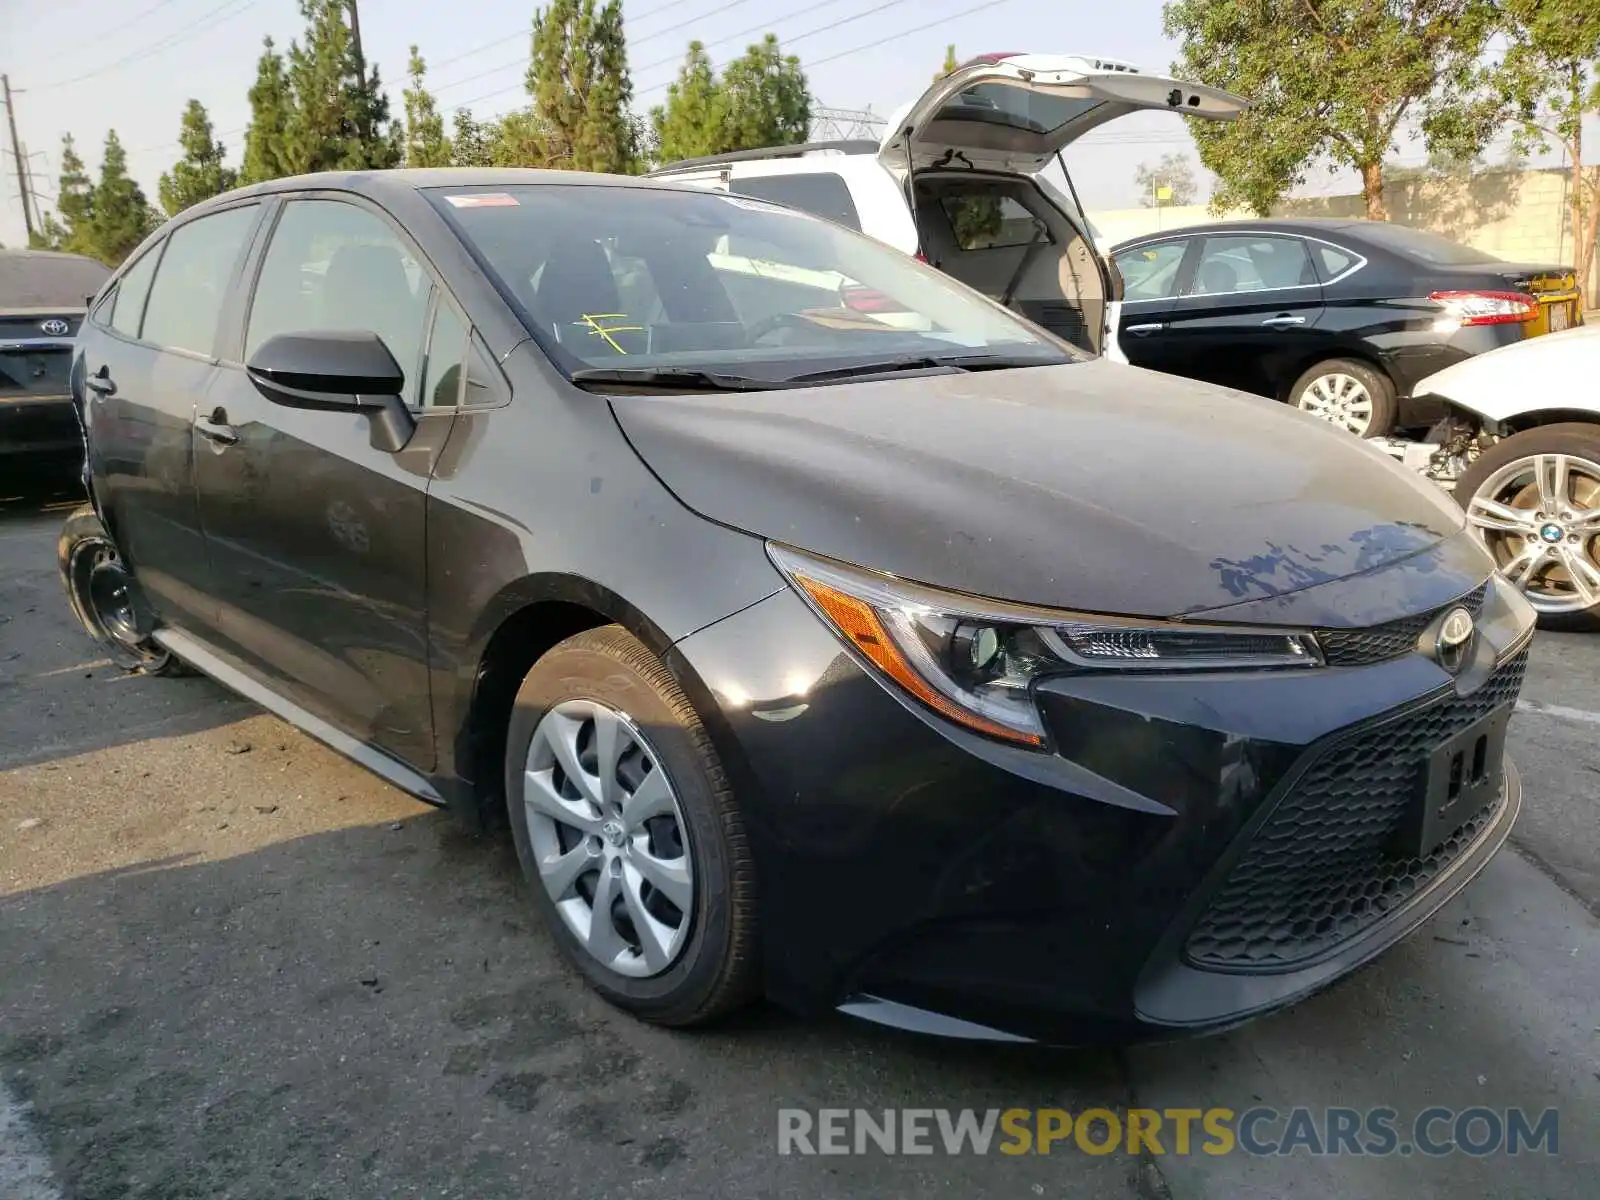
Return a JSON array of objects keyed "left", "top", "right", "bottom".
[{"left": 0, "top": 0, "right": 1577, "bottom": 249}]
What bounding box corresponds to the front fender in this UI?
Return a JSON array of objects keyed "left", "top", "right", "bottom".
[{"left": 1413, "top": 325, "right": 1600, "bottom": 424}]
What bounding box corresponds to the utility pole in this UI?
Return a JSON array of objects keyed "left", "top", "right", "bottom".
[
  {"left": 346, "top": 0, "right": 372, "bottom": 144},
  {"left": 2, "top": 74, "right": 36, "bottom": 243}
]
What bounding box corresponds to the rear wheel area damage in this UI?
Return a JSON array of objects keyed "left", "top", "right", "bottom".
[{"left": 57, "top": 504, "right": 189, "bottom": 676}]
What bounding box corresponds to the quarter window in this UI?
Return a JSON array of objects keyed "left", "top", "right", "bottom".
[
  {"left": 246, "top": 200, "right": 432, "bottom": 404},
  {"left": 939, "top": 194, "right": 1050, "bottom": 252},
  {"left": 730, "top": 173, "right": 862, "bottom": 231},
  {"left": 1314, "top": 242, "right": 1358, "bottom": 280},
  {"left": 109, "top": 249, "right": 160, "bottom": 338},
  {"left": 1115, "top": 240, "right": 1189, "bottom": 302},
  {"left": 421, "top": 299, "right": 468, "bottom": 408},
  {"left": 141, "top": 205, "right": 259, "bottom": 356},
  {"left": 1187, "top": 236, "right": 1315, "bottom": 296}
]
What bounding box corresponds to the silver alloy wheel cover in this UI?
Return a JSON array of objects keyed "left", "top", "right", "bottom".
[
  {"left": 523, "top": 699, "right": 695, "bottom": 978},
  {"left": 1296, "top": 371, "right": 1374, "bottom": 436},
  {"left": 1465, "top": 452, "right": 1600, "bottom": 615}
]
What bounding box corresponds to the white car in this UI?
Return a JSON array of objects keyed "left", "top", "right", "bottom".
[
  {"left": 1411, "top": 322, "right": 1600, "bottom": 629},
  {"left": 647, "top": 52, "right": 1248, "bottom": 362}
]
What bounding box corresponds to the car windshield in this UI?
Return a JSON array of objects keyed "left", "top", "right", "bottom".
[
  {"left": 430, "top": 183, "right": 1075, "bottom": 383},
  {"left": 1351, "top": 222, "right": 1501, "bottom": 266}
]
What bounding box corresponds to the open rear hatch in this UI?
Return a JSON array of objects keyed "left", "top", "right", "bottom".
[{"left": 877, "top": 53, "right": 1248, "bottom": 175}]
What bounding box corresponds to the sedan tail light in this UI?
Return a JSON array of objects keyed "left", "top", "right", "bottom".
[{"left": 1428, "top": 290, "right": 1539, "bottom": 327}]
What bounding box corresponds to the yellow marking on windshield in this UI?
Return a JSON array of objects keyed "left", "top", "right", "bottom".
[{"left": 579, "top": 312, "right": 644, "bottom": 355}]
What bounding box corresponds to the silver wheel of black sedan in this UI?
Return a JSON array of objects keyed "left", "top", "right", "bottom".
[{"left": 523, "top": 699, "right": 694, "bottom": 978}]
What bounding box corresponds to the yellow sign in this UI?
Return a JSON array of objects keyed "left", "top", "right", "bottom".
[{"left": 1155, "top": 185, "right": 1173, "bottom": 202}]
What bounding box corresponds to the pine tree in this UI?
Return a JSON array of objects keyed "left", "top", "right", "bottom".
[
  {"left": 54, "top": 134, "right": 97, "bottom": 256},
  {"left": 651, "top": 43, "right": 723, "bottom": 165},
  {"left": 526, "top": 0, "right": 637, "bottom": 173},
  {"left": 158, "top": 100, "right": 239, "bottom": 216},
  {"left": 282, "top": 0, "right": 399, "bottom": 174},
  {"left": 88, "top": 131, "right": 160, "bottom": 265},
  {"left": 403, "top": 46, "right": 452, "bottom": 167},
  {"left": 937, "top": 44, "right": 960, "bottom": 81},
  {"left": 450, "top": 108, "right": 495, "bottom": 166},
  {"left": 242, "top": 37, "right": 293, "bottom": 184},
  {"left": 715, "top": 35, "right": 810, "bottom": 152}
]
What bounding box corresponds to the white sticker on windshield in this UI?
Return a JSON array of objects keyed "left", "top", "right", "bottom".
[{"left": 445, "top": 193, "right": 520, "bottom": 208}]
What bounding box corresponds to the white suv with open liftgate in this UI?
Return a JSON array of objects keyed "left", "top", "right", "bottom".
[{"left": 647, "top": 52, "right": 1248, "bottom": 362}]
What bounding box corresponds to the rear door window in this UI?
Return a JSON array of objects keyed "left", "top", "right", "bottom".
[
  {"left": 140, "top": 205, "right": 260, "bottom": 356},
  {"left": 730, "top": 173, "right": 862, "bottom": 231},
  {"left": 1186, "top": 235, "right": 1315, "bottom": 296}
]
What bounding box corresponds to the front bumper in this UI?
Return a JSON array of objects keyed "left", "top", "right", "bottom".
[{"left": 670, "top": 553, "right": 1534, "bottom": 1045}]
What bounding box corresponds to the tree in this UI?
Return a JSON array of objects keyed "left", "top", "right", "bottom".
[
  {"left": 525, "top": 0, "right": 637, "bottom": 173},
  {"left": 1491, "top": 0, "right": 1600, "bottom": 303},
  {"left": 451, "top": 108, "right": 495, "bottom": 167},
  {"left": 88, "top": 131, "right": 160, "bottom": 265},
  {"left": 936, "top": 44, "right": 960, "bottom": 81},
  {"left": 34, "top": 134, "right": 97, "bottom": 255},
  {"left": 403, "top": 46, "right": 452, "bottom": 167},
  {"left": 716, "top": 35, "right": 810, "bottom": 152},
  {"left": 242, "top": 37, "right": 293, "bottom": 184},
  {"left": 158, "top": 100, "right": 238, "bottom": 216},
  {"left": 651, "top": 41, "right": 722, "bottom": 165},
  {"left": 1135, "top": 152, "right": 1199, "bottom": 206},
  {"left": 1164, "top": 0, "right": 1502, "bottom": 219},
  {"left": 282, "top": 0, "right": 399, "bottom": 174}
]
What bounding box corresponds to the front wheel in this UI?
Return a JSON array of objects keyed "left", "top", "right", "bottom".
[
  {"left": 1455, "top": 423, "right": 1600, "bottom": 631},
  {"left": 1289, "top": 358, "right": 1398, "bottom": 438},
  {"left": 504, "top": 625, "right": 760, "bottom": 1026},
  {"left": 57, "top": 505, "right": 189, "bottom": 675}
]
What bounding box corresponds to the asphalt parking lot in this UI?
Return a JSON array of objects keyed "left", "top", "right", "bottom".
[{"left": 2, "top": 475, "right": 1598, "bottom": 1199}]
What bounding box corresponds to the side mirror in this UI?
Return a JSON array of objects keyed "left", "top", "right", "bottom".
[{"left": 245, "top": 330, "right": 416, "bottom": 453}]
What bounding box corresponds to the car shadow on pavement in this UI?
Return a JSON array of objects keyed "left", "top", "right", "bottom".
[{"left": 0, "top": 812, "right": 1149, "bottom": 1200}]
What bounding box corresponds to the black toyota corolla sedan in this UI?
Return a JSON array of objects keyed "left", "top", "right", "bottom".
[
  {"left": 1111, "top": 218, "right": 1580, "bottom": 439},
  {"left": 62, "top": 169, "right": 1535, "bottom": 1045}
]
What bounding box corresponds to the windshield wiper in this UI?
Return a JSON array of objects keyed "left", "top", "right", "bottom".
[
  {"left": 569, "top": 366, "right": 783, "bottom": 392},
  {"left": 782, "top": 353, "right": 1060, "bottom": 384}
]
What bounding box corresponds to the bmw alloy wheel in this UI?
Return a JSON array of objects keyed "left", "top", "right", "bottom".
[
  {"left": 1464, "top": 452, "right": 1600, "bottom": 616},
  {"left": 1295, "top": 371, "right": 1374, "bottom": 436},
  {"left": 522, "top": 699, "right": 694, "bottom": 978}
]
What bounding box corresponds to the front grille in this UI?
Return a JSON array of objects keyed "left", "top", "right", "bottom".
[
  {"left": 1183, "top": 647, "right": 1526, "bottom": 972},
  {"left": 1317, "top": 582, "right": 1488, "bottom": 667}
]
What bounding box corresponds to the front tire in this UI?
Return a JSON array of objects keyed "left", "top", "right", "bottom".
[
  {"left": 504, "top": 625, "right": 760, "bottom": 1026},
  {"left": 57, "top": 505, "right": 189, "bottom": 675},
  {"left": 1289, "top": 358, "right": 1397, "bottom": 438},
  {"left": 1455, "top": 423, "right": 1600, "bottom": 632}
]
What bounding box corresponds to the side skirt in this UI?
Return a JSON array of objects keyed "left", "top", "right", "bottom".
[{"left": 152, "top": 627, "right": 446, "bottom": 807}]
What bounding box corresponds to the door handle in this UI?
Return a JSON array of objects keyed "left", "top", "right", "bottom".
[
  {"left": 1261, "top": 315, "right": 1306, "bottom": 328},
  {"left": 1125, "top": 322, "right": 1166, "bottom": 335},
  {"left": 85, "top": 367, "right": 116, "bottom": 396},
  {"left": 195, "top": 408, "right": 239, "bottom": 446}
]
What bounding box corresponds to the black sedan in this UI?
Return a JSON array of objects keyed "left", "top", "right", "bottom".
[
  {"left": 1, "top": 248, "right": 111, "bottom": 479},
  {"left": 1111, "top": 218, "right": 1580, "bottom": 438},
  {"left": 61, "top": 169, "right": 1534, "bottom": 1044}
]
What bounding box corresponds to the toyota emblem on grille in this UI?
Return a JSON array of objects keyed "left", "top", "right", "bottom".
[
  {"left": 1434, "top": 607, "right": 1475, "bottom": 673},
  {"left": 40, "top": 318, "right": 70, "bottom": 336}
]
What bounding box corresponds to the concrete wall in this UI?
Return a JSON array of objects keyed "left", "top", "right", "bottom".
[{"left": 1090, "top": 169, "right": 1591, "bottom": 291}]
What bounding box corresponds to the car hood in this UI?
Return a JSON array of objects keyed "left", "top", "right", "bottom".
[
  {"left": 609, "top": 359, "right": 1470, "bottom": 621},
  {"left": 1413, "top": 321, "right": 1600, "bottom": 424}
]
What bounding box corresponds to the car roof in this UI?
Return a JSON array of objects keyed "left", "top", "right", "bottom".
[
  {"left": 0, "top": 247, "right": 112, "bottom": 309},
  {"left": 1111, "top": 217, "right": 1372, "bottom": 250}
]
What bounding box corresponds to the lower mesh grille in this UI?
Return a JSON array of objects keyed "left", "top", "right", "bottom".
[
  {"left": 1183, "top": 648, "right": 1527, "bottom": 972},
  {"left": 1317, "top": 582, "right": 1488, "bottom": 667}
]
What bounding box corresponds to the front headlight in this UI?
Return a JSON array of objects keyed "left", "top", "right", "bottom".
[{"left": 769, "top": 545, "right": 1322, "bottom": 749}]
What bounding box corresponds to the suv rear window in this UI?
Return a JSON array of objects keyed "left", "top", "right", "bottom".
[
  {"left": 935, "top": 84, "right": 1102, "bottom": 135},
  {"left": 729, "top": 174, "right": 861, "bottom": 231}
]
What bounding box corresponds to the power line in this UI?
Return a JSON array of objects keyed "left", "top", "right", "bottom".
[
  {"left": 28, "top": 0, "right": 190, "bottom": 70},
  {"left": 434, "top": 0, "right": 780, "bottom": 97},
  {"left": 802, "top": 0, "right": 1021, "bottom": 72},
  {"left": 423, "top": 0, "right": 716, "bottom": 79},
  {"left": 27, "top": 0, "right": 266, "bottom": 92}
]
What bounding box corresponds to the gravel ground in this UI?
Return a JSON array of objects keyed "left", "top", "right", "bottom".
[{"left": 2, "top": 479, "right": 1597, "bottom": 1199}]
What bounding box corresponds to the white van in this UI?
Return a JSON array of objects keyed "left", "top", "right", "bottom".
[{"left": 647, "top": 53, "right": 1248, "bottom": 361}]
